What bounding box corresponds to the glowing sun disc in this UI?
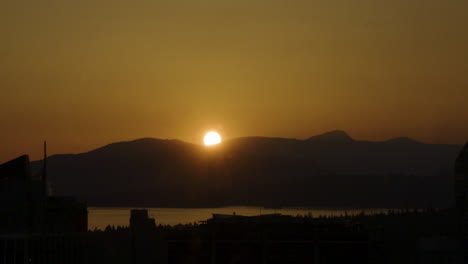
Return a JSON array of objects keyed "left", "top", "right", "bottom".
[{"left": 204, "top": 131, "right": 222, "bottom": 146}]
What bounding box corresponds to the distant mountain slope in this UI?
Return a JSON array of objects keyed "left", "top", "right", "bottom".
[
  {"left": 306, "top": 130, "right": 354, "bottom": 143},
  {"left": 31, "top": 132, "right": 463, "bottom": 208},
  {"left": 223, "top": 132, "right": 460, "bottom": 174}
]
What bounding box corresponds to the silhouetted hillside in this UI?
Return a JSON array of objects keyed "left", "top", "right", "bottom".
[
  {"left": 306, "top": 130, "right": 354, "bottom": 143},
  {"left": 31, "top": 132, "right": 463, "bottom": 208}
]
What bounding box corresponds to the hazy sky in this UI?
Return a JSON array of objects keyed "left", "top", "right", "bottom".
[{"left": 1, "top": 0, "right": 467, "bottom": 162}]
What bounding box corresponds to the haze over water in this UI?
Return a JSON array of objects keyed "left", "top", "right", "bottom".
[{"left": 88, "top": 206, "right": 392, "bottom": 230}]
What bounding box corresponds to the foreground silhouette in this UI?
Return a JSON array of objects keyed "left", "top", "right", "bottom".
[{"left": 0, "top": 142, "right": 466, "bottom": 263}]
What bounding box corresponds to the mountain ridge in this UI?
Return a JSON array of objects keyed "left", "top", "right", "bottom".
[
  {"left": 34, "top": 131, "right": 458, "bottom": 162},
  {"left": 29, "top": 131, "right": 463, "bottom": 208},
  {"left": 306, "top": 130, "right": 354, "bottom": 142}
]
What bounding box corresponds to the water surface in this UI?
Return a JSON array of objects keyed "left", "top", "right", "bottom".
[{"left": 88, "top": 207, "right": 391, "bottom": 230}]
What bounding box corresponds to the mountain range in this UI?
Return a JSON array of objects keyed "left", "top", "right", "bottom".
[{"left": 31, "top": 131, "right": 463, "bottom": 208}]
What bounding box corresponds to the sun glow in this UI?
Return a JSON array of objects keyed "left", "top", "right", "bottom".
[{"left": 203, "top": 131, "right": 222, "bottom": 146}]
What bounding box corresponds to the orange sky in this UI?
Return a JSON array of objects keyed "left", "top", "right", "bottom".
[{"left": 1, "top": 0, "right": 467, "bottom": 163}]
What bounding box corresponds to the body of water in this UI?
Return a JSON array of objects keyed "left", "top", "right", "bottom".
[{"left": 88, "top": 207, "right": 391, "bottom": 230}]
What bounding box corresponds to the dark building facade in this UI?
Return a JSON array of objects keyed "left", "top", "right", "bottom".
[
  {"left": 0, "top": 155, "right": 48, "bottom": 234},
  {"left": 0, "top": 154, "right": 88, "bottom": 263},
  {"left": 130, "top": 209, "right": 166, "bottom": 264},
  {"left": 0, "top": 155, "right": 87, "bottom": 235},
  {"left": 454, "top": 143, "right": 468, "bottom": 261}
]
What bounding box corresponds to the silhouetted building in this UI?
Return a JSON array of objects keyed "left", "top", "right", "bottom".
[
  {"left": 0, "top": 154, "right": 87, "bottom": 235},
  {"left": 0, "top": 153, "right": 88, "bottom": 263},
  {"left": 418, "top": 236, "right": 458, "bottom": 264},
  {"left": 130, "top": 209, "right": 156, "bottom": 231},
  {"left": 130, "top": 209, "right": 167, "bottom": 264},
  {"left": 454, "top": 143, "right": 468, "bottom": 261},
  {"left": 46, "top": 196, "right": 88, "bottom": 233},
  {"left": 0, "top": 155, "right": 47, "bottom": 234}
]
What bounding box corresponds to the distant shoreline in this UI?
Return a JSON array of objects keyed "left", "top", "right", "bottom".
[{"left": 87, "top": 207, "right": 416, "bottom": 230}]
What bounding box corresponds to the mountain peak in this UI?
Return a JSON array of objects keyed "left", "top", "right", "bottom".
[{"left": 307, "top": 130, "right": 354, "bottom": 142}]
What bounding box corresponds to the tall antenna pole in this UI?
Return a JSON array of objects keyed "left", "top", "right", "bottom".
[{"left": 43, "top": 141, "right": 47, "bottom": 182}]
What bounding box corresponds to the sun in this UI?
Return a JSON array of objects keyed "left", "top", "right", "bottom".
[{"left": 203, "top": 131, "right": 222, "bottom": 146}]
